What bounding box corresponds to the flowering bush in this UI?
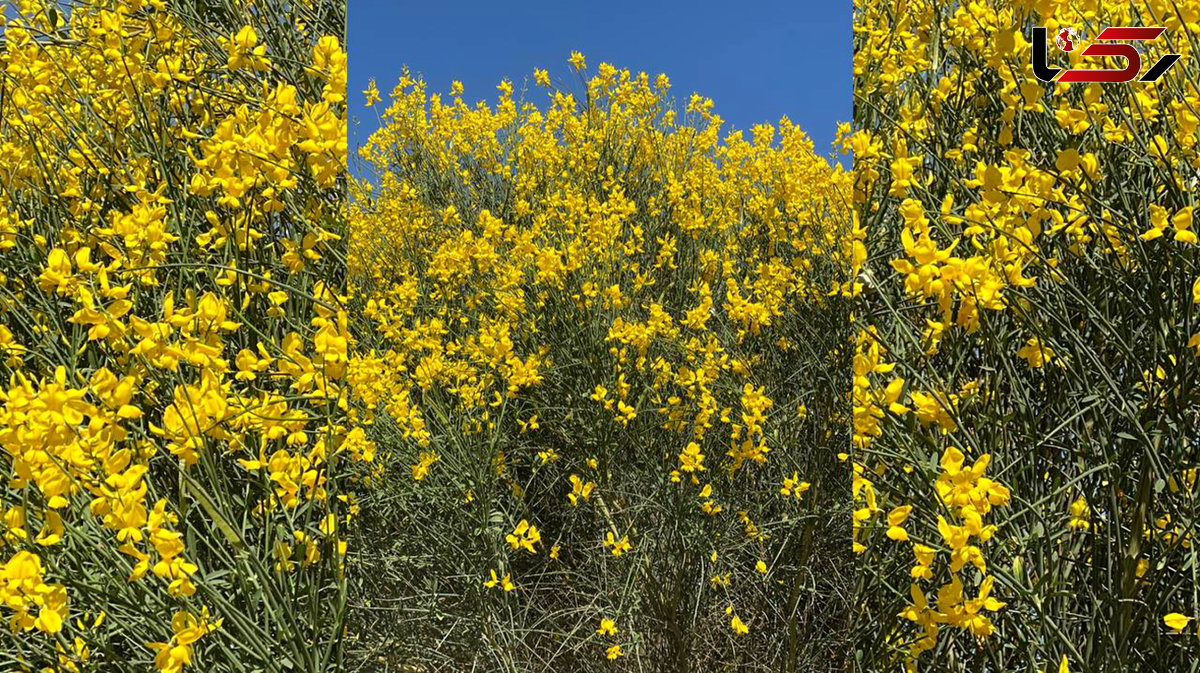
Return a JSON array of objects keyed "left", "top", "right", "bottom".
[
  {"left": 852, "top": 0, "right": 1200, "bottom": 671},
  {"left": 0, "top": 1, "right": 352, "bottom": 671},
  {"left": 344, "top": 57, "right": 852, "bottom": 670}
]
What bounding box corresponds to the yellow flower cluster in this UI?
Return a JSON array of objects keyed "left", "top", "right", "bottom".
[
  {"left": 853, "top": 0, "right": 1200, "bottom": 670},
  {"left": 0, "top": 551, "right": 69, "bottom": 635},
  {"left": 0, "top": 0, "right": 352, "bottom": 670},
  {"left": 898, "top": 446, "right": 1010, "bottom": 660}
]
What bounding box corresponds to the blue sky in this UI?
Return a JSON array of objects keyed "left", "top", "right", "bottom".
[{"left": 348, "top": 0, "right": 849, "bottom": 161}]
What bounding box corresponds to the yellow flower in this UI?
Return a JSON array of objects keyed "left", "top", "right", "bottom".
[
  {"left": 363, "top": 79, "right": 381, "bottom": 106},
  {"left": 1173, "top": 208, "right": 1196, "bottom": 244},
  {"left": 411, "top": 450, "right": 440, "bottom": 481},
  {"left": 1017, "top": 336, "right": 1054, "bottom": 369},
  {"left": 484, "top": 569, "right": 515, "bottom": 592},
  {"left": 886, "top": 505, "right": 913, "bottom": 541},
  {"left": 147, "top": 609, "right": 221, "bottom": 673},
  {"left": 1068, "top": 497, "right": 1090, "bottom": 531},
  {"left": 603, "top": 532, "right": 631, "bottom": 556},
  {"left": 781, "top": 472, "right": 810, "bottom": 499},
  {"left": 596, "top": 618, "right": 618, "bottom": 636},
  {"left": 569, "top": 50, "right": 586, "bottom": 71},
  {"left": 1164, "top": 613, "right": 1191, "bottom": 632},
  {"left": 567, "top": 474, "right": 596, "bottom": 505},
  {"left": 679, "top": 441, "right": 705, "bottom": 473},
  {"left": 506, "top": 519, "right": 541, "bottom": 554}
]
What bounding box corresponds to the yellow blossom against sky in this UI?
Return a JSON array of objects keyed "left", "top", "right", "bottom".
[{"left": 344, "top": 48, "right": 852, "bottom": 669}]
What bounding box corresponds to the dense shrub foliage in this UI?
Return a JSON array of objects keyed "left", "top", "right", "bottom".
[
  {"left": 0, "top": 1, "right": 351, "bottom": 671},
  {"left": 344, "top": 59, "right": 852, "bottom": 671},
  {"left": 852, "top": 1, "right": 1200, "bottom": 671}
]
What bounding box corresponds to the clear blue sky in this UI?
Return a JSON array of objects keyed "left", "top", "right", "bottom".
[{"left": 348, "top": 0, "right": 849, "bottom": 161}]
